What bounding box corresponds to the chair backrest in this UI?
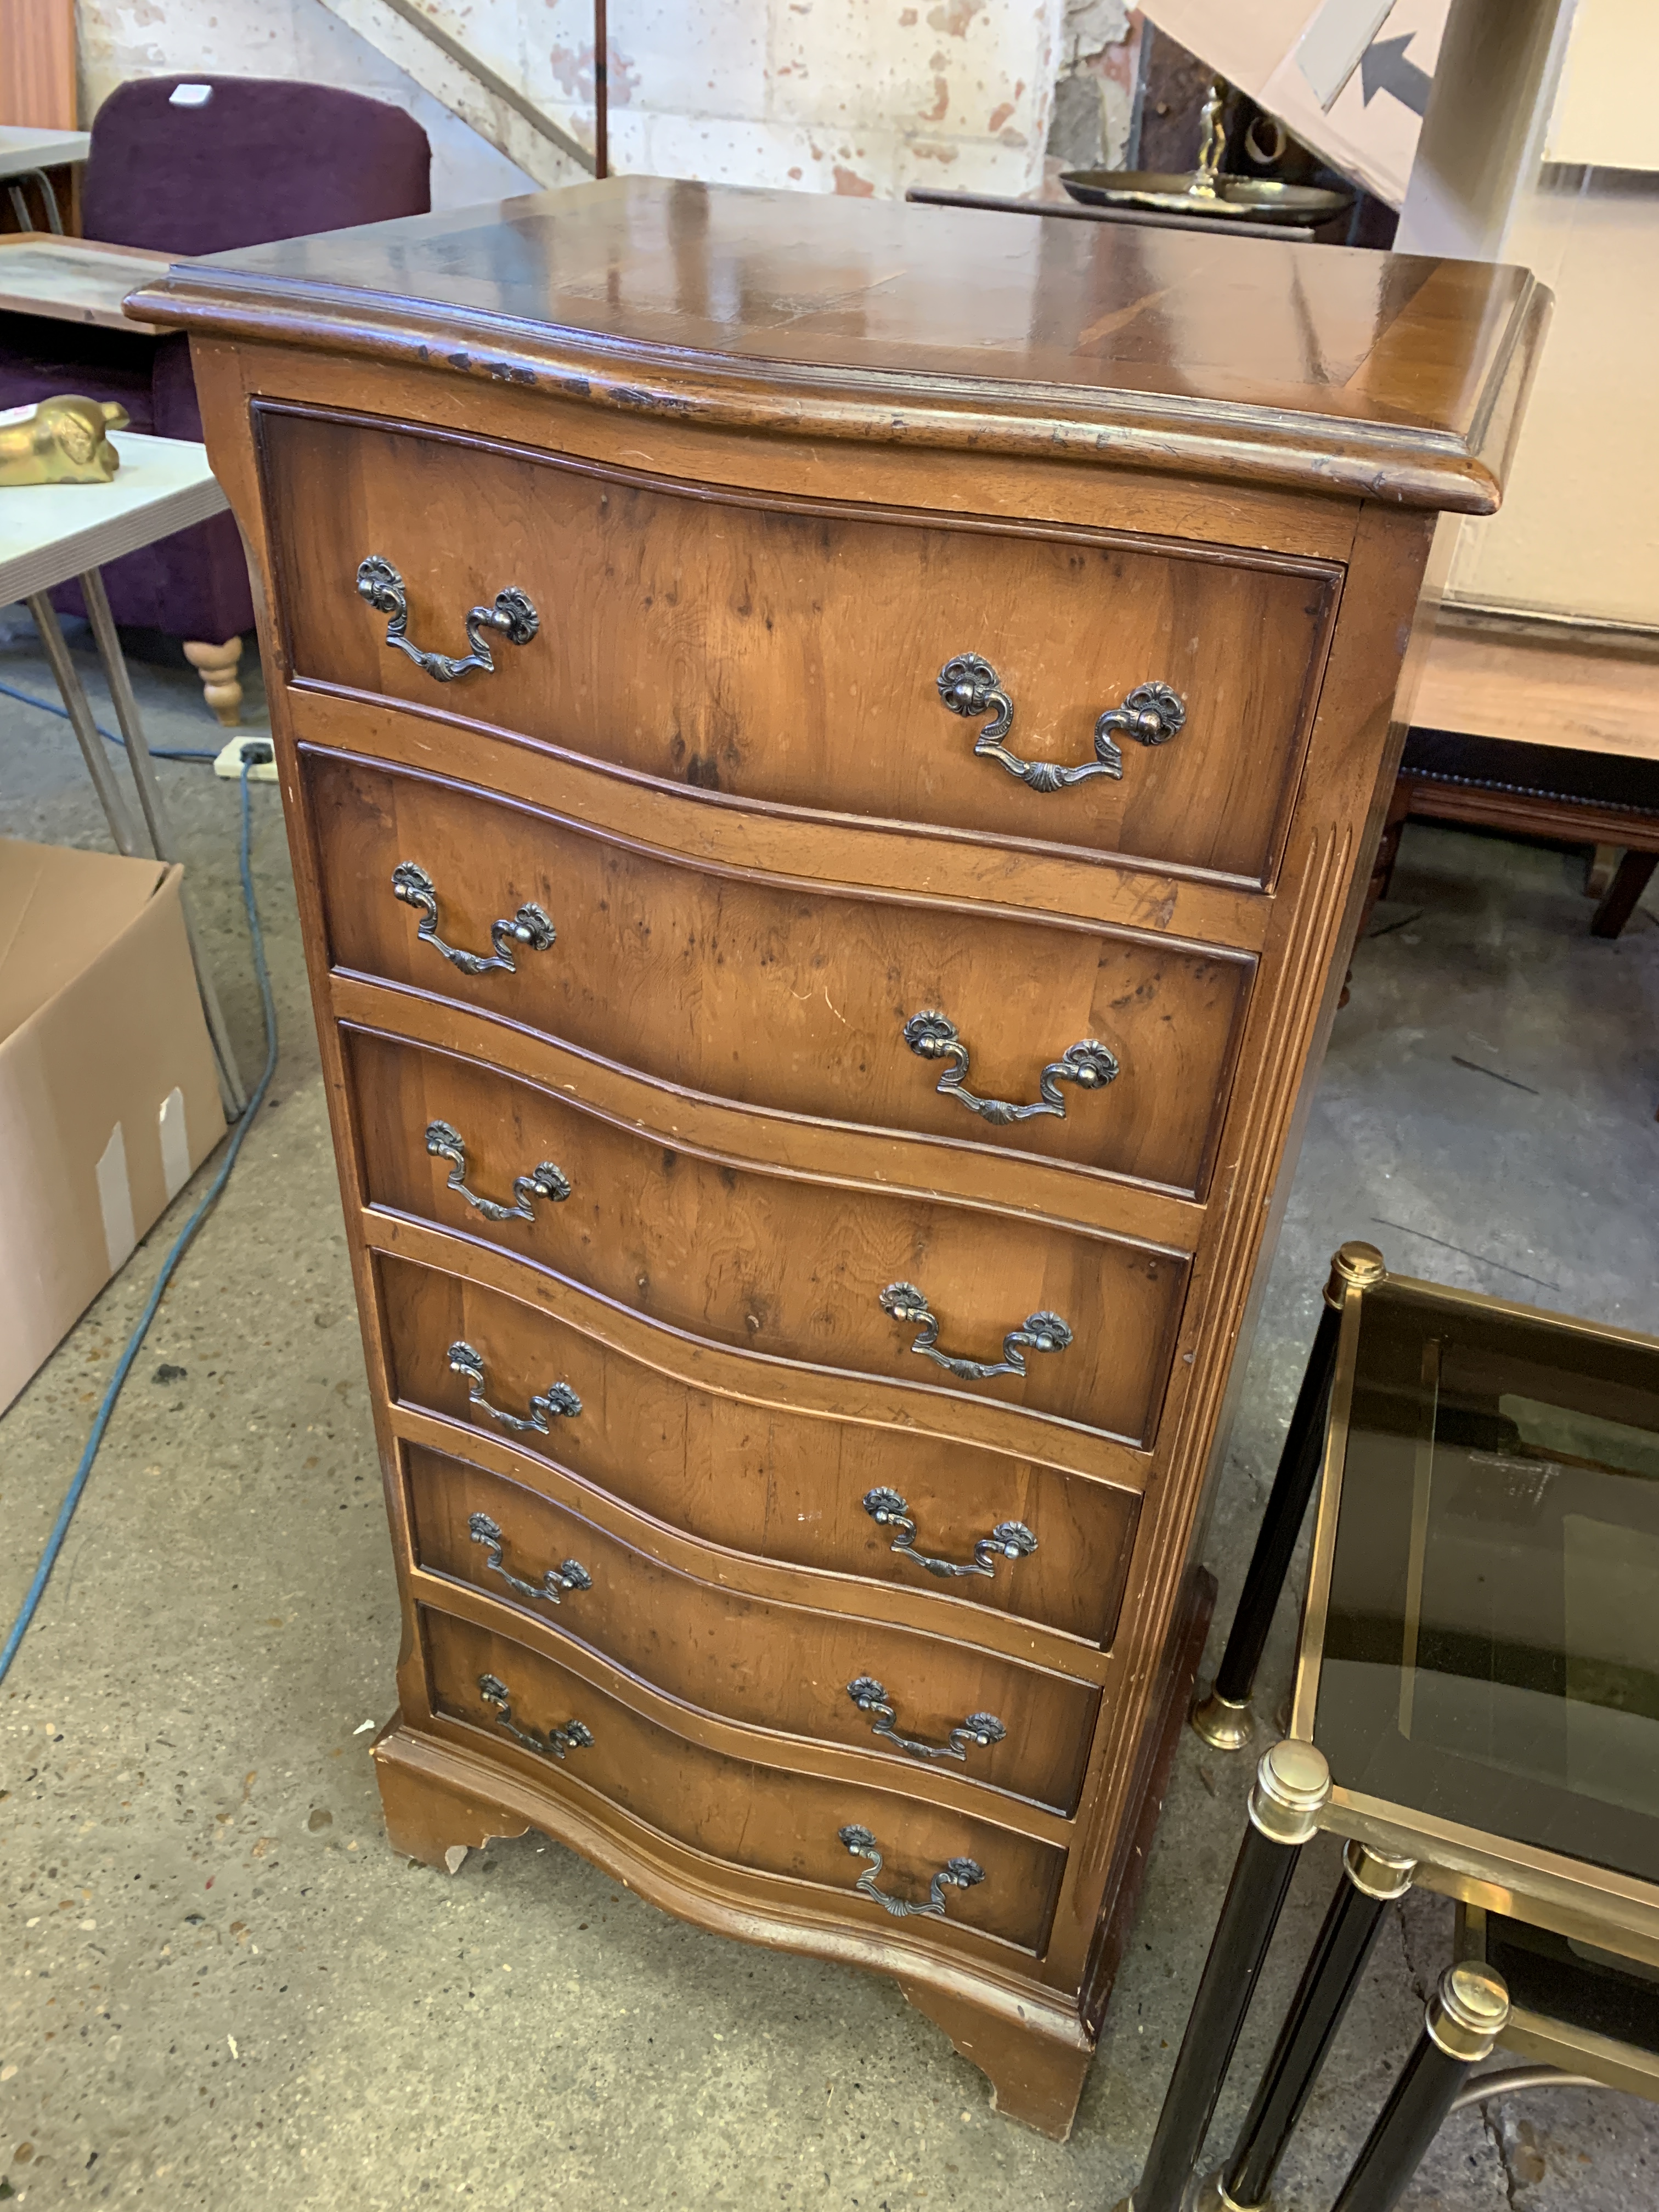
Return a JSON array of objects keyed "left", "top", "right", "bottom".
[{"left": 81, "top": 74, "right": 431, "bottom": 257}]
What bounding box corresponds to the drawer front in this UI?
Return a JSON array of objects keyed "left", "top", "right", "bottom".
[
  {"left": 264, "top": 408, "right": 1339, "bottom": 885},
  {"left": 381, "top": 1256, "right": 1140, "bottom": 1647},
  {"left": 309, "top": 753, "right": 1254, "bottom": 1200},
  {"left": 349, "top": 1027, "right": 1188, "bottom": 1446},
  {"left": 410, "top": 1446, "right": 1100, "bottom": 1813},
  {"left": 422, "top": 1604, "right": 1065, "bottom": 1953}
]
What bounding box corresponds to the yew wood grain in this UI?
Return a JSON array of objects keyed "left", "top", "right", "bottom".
[
  {"left": 263, "top": 406, "right": 1339, "bottom": 887},
  {"left": 410, "top": 1445, "right": 1099, "bottom": 1813},
  {"left": 379, "top": 1254, "right": 1141, "bottom": 1649},
  {"left": 421, "top": 1605, "right": 1066, "bottom": 1954},
  {"left": 308, "top": 749, "right": 1255, "bottom": 1198},
  {"left": 349, "top": 1024, "right": 1189, "bottom": 1444}
]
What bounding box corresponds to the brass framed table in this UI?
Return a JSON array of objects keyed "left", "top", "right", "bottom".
[{"left": 1117, "top": 1256, "right": 1659, "bottom": 2212}]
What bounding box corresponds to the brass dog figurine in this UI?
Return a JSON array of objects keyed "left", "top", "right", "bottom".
[{"left": 0, "top": 395, "right": 128, "bottom": 485}]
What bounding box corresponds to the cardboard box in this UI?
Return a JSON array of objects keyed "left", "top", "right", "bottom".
[{"left": 0, "top": 838, "right": 226, "bottom": 1413}]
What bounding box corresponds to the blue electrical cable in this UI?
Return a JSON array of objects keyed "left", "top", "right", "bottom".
[
  {"left": 0, "top": 674, "right": 221, "bottom": 762},
  {"left": 0, "top": 757, "right": 278, "bottom": 1688}
]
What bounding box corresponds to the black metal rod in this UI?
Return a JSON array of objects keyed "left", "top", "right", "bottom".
[
  {"left": 1128, "top": 1821, "right": 1306, "bottom": 2212},
  {"left": 1330, "top": 2033, "right": 1477, "bottom": 2212},
  {"left": 1222, "top": 1869, "right": 1393, "bottom": 2208},
  {"left": 1213, "top": 1299, "right": 1342, "bottom": 1709}
]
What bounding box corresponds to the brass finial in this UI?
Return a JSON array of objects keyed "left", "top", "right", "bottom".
[{"left": 1323, "top": 1241, "right": 1386, "bottom": 1310}]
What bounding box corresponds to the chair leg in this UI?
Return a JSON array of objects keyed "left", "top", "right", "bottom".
[
  {"left": 1200, "top": 1844, "right": 1415, "bottom": 2211},
  {"left": 1113, "top": 1742, "right": 1331, "bottom": 2212},
  {"left": 183, "top": 635, "right": 245, "bottom": 727},
  {"left": 1590, "top": 848, "right": 1658, "bottom": 940},
  {"left": 1329, "top": 1965, "right": 1509, "bottom": 2212},
  {"left": 1193, "top": 1243, "right": 1385, "bottom": 1751}
]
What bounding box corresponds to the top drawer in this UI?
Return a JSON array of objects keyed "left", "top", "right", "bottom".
[{"left": 257, "top": 407, "right": 1341, "bottom": 888}]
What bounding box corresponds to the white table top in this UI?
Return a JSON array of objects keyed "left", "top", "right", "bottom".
[
  {"left": 0, "top": 431, "right": 228, "bottom": 603},
  {"left": 0, "top": 126, "right": 92, "bottom": 181}
]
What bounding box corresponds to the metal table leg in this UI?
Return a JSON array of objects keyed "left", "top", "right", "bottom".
[
  {"left": 24, "top": 168, "right": 65, "bottom": 233},
  {"left": 1193, "top": 1243, "right": 1385, "bottom": 1751},
  {"left": 25, "top": 591, "right": 144, "bottom": 855},
  {"left": 1331, "top": 1965, "right": 1510, "bottom": 2212},
  {"left": 1114, "top": 1741, "right": 1332, "bottom": 2212},
  {"left": 77, "top": 569, "right": 250, "bottom": 1119},
  {"left": 29, "top": 580, "right": 249, "bottom": 1119},
  {"left": 1193, "top": 1842, "right": 1417, "bottom": 2210}
]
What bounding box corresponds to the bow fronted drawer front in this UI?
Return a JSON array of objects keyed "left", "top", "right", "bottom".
[
  {"left": 305, "top": 751, "right": 1255, "bottom": 1203},
  {"left": 409, "top": 1446, "right": 1100, "bottom": 1814},
  {"left": 261, "top": 407, "right": 1340, "bottom": 889},
  {"left": 347, "top": 1025, "right": 1189, "bottom": 1451},
  {"left": 421, "top": 1604, "right": 1066, "bottom": 1955},
  {"left": 377, "top": 1255, "right": 1142, "bottom": 1650}
]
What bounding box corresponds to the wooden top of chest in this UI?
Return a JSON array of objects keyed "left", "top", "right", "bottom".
[{"left": 128, "top": 175, "right": 1546, "bottom": 516}]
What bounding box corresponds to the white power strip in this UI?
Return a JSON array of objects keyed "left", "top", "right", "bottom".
[{"left": 213, "top": 734, "right": 278, "bottom": 783}]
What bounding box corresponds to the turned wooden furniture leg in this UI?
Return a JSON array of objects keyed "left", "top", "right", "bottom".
[
  {"left": 182, "top": 634, "right": 244, "bottom": 726},
  {"left": 1590, "top": 847, "right": 1658, "bottom": 939}
]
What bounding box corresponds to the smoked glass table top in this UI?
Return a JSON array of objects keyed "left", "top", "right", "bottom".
[{"left": 1308, "top": 1279, "right": 1659, "bottom": 1889}]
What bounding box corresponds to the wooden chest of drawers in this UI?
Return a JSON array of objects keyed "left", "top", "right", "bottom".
[{"left": 133, "top": 180, "right": 1543, "bottom": 2138}]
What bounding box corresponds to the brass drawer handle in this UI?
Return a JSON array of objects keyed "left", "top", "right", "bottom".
[
  {"left": 937, "top": 652, "right": 1184, "bottom": 792},
  {"left": 862, "top": 1487, "right": 1037, "bottom": 1581},
  {"left": 837, "top": 1825, "right": 985, "bottom": 1919},
  {"left": 879, "top": 1281, "right": 1073, "bottom": 1383},
  {"left": 357, "top": 555, "right": 538, "bottom": 683},
  {"left": 903, "top": 1010, "right": 1119, "bottom": 1127},
  {"left": 478, "top": 1672, "right": 592, "bottom": 1760},
  {"left": 392, "top": 861, "right": 555, "bottom": 978},
  {"left": 468, "top": 1512, "right": 591, "bottom": 1607},
  {"left": 448, "top": 1341, "right": 582, "bottom": 1434},
  {"left": 846, "top": 1675, "right": 1006, "bottom": 1764},
  {"left": 426, "top": 1120, "right": 571, "bottom": 1223}
]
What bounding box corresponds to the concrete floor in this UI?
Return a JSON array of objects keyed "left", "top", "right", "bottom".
[{"left": 2, "top": 614, "right": 1657, "bottom": 2210}]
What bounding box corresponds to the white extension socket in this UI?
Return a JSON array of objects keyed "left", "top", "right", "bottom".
[{"left": 212, "top": 733, "right": 278, "bottom": 783}]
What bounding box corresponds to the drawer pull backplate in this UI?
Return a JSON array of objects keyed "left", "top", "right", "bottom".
[
  {"left": 478, "top": 1672, "right": 592, "bottom": 1760},
  {"left": 902, "top": 1009, "right": 1119, "bottom": 1126},
  {"left": 879, "top": 1281, "right": 1073, "bottom": 1383},
  {"left": 937, "top": 652, "right": 1184, "bottom": 793},
  {"left": 468, "top": 1511, "right": 591, "bottom": 1607},
  {"left": 448, "top": 1341, "right": 582, "bottom": 1434},
  {"left": 356, "top": 555, "right": 538, "bottom": 683},
  {"left": 862, "top": 1487, "right": 1037, "bottom": 1581},
  {"left": 846, "top": 1675, "right": 1006, "bottom": 1764},
  {"left": 426, "top": 1119, "right": 571, "bottom": 1223},
  {"left": 837, "top": 1825, "right": 985, "bottom": 1919},
  {"left": 392, "top": 861, "right": 555, "bottom": 978}
]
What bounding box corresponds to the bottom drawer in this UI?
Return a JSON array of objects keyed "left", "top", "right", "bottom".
[{"left": 422, "top": 1605, "right": 1066, "bottom": 1954}]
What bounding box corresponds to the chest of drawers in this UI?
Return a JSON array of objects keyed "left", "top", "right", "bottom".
[{"left": 133, "top": 180, "right": 1543, "bottom": 2138}]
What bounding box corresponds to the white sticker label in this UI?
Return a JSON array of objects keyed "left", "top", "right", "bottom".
[
  {"left": 96, "top": 1123, "right": 137, "bottom": 1277},
  {"left": 159, "top": 1086, "right": 190, "bottom": 1201},
  {"left": 169, "top": 82, "right": 213, "bottom": 107}
]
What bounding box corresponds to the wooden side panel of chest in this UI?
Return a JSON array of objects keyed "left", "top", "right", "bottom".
[{"left": 187, "top": 330, "right": 1441, "bottom": 2142}]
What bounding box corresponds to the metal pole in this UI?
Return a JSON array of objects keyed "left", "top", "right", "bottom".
[
  {"left": 1113, "top": 1741, "right": 1332, "bottom": 2212},
  {"left": 26, "top": 592, "right": 143, "bottom": 856},
  {"left": 594, "top": 0, "right": 609, "bottom": 178},
  {"left": 1331, "top": 1965, "right": 1510, "bottom": 2212},
  {"left": 1195, "top": 1843, "right": 1416, "bottom": 2211},
  {"left": 77, "top": 569, "right": 249, "bottom": 1120},
  {"left": 1192, "top": 1243, "right": 1385, "bottom": 1750}
]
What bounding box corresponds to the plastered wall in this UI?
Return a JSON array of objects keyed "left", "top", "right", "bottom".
[{"left": 77, "top": 0, "right": 1066, "bottom": 205}]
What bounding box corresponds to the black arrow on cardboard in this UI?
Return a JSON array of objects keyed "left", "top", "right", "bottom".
[{"left": 1360, "top": 32, "right": 1432, "bottom": 117}]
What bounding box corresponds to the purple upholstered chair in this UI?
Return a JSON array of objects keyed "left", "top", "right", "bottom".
[{"left": 0, "top": 76, "right": 430, "bottom": 720}]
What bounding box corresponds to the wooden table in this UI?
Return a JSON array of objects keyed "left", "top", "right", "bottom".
[
  {"left": 0, "top": 427, "right": 244, "bottom": 1112},
  {"left": 0, "top": 234, "right": 172, "bottom": 331}
]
